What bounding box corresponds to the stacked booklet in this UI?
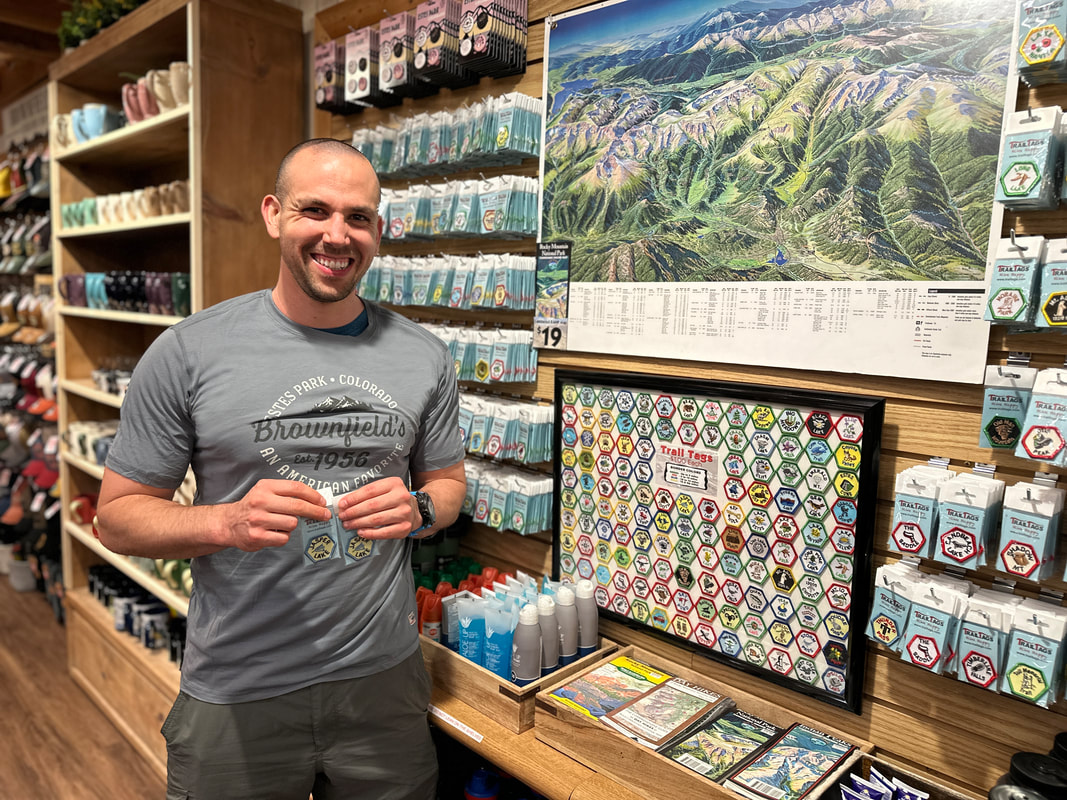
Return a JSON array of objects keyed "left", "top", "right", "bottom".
[{"left": 549, "top": 655, "right": 856, "bottom": 799}]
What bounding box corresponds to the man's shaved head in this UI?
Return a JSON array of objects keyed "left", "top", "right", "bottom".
[{"left": 274, "top": 138, "right": 380, "bottom": 205}]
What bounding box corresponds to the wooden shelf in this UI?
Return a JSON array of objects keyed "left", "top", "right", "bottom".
[
  {"left": 59, "top": 306, "right": 183, "bottom": 326},
  {"left": 61, "top": 448, "right": 107, "bottom": 480},
  {"left": 55, "top": 106, "right": 190, "bottom": 169},
  {"left": 60, "top": 378, "right": 123, "bottom": 409},
  {"left": 65, "top": 521, "right": 190, "bottom": 616},
  {"left": 65, "top": 587, "right": 182, "bottom": 694},
  {"left": 57, "top": 212, "right": 190, "bottom": 240}
]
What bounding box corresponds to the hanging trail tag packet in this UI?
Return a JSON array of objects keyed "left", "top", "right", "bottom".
[
  {"left": 890, "top": 466, "right": 954, "bottom": 557},
  {"left": 984, "top": 236, "right": 1046, "bottom": 325},
  {"left": 866, "top": 561, "right": 918, "bottom": 653},
  {"left": 1038, "top": 237, "right": 1067, "bottom": 328},
  {"left": 933, "top": 474, "right": 1003, "bottom": 569},
  {"left": 956, "top": 593, "right": 1005, "bottom": 692},
  {"left": 1017, "top": 368, "right": 1067, "bottom": 464},
  {"left": 994, "top": 107, "right": 1062, "bottom": 211},
  {"left": 1018, "top": 0, "right": 1067, "bottom": 86},
  {"left": 981, "top": 364, "right": 1038, "bottom": 449},
  {"left": 300, "top": 487, "right": 339, "bottom": 566},
  {"left": 997, "top": 482, "right": 1064, "bottom": 581},
  {"left": 1001, "top": 600, "right": 1067, "bottom": 707},
  {"left": 900, "top": 578, "right": 967, "bottom": 674}
]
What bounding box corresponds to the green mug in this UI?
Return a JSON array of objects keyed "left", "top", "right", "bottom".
[{"left": 171, "top": 273, "right": 191, "bottom": 317}]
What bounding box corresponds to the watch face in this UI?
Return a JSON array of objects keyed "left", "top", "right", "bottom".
[{"left": 417, "top": 491, "right": 435, "bottom": 526}]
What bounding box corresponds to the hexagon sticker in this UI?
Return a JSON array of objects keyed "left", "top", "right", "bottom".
[
  {"left": 805, "top": 411, "right": 833, "bottom": 438},
  {"left": 835, "top": 414, "right": 863, "bottom": 442},
  {"left": 961, "top": 650, "right": 997, "bottom": 689},
  {"left": 906, "top": 634, "right": 941, "bottom": 670},
  {"left": 1000, "top": 540, "right": 1039, "bottom": 578},
  {"left": 984, "top": 416, "right": 1021, "bottom": 449},
  {"left": 988, "top": 288, "right": 1027, "bottom": 321},
  {"left": 1022, "top": 425, "right": 1065, "bottom": 460}
]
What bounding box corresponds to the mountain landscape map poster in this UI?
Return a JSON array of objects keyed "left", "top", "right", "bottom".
[{"left": 538, "top": 0, "right": 1014, "bottom": 382}]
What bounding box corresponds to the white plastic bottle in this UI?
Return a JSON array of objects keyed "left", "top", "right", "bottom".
[
  {"left": 575, "top": 579, "right": 599, "bottom": 657},
  {"left": 511, "top": 603, "right": 542, "bottom": 686},
  {"left": 537, "top": 594, "right": 560, "bottom": 676},
  {"left": 555, "top": 584, "right": 579, "bottom": 666}
]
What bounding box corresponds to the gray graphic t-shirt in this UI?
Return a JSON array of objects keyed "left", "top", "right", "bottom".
[{"left": 106, "top": 291, "right": 464, "bottom": 703}]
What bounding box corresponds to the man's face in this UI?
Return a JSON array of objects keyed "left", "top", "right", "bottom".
[{"left": 263, "top": 148, "right": 383, "bottom": 306}]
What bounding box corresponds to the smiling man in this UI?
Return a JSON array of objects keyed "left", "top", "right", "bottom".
[{"left": 95, "top": 139, "right": 466, "bottom": 800}]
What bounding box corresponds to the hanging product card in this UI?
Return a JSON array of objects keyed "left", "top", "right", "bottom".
[
  {"left": 956, "top": 592, "right": 1006, "bottom": 692},
  {"left": 890, "top": 465, "right": 955, "bottom": 557},
  {"left": 994, "top": 107, "right": 1063, "bottom": 211},
  {"left": 866, "top": 561, "right": 917, "bottom": 653},
  {"left": 380, "top": 11, "right": 436, "bottom": 99},
  {"left": 1017, "top": 368, "right": 1067, "bottom": 465},
  {"left": 899, "top": 576, "right": 968, "bottom": 675},
  {"left": 984, "top": 236, "right": 1046, "bottom": 325},
  {"left": 346, "top": 26, "right": 401, "bottom": 109},
  {"left": 933, "top": 474, "right": 1004, "bottom": 570},
  {"left": 997, "top": 481, "right": 1064, "bottom": 581},
  {"left": 1018, "top": 0, "right": 1067, "bottom": 86},
  {"left": 1001, "top": 599, "right": 1067, "bottom": 707},
  {"left": 1038, "top": 238, "right": 1067, "bottom": 327},
  {"left": 981, "top": 365, "right": 1038, "bottom": 449},
  {"left": 300, "top": 487, "right": 340, "bottom": 566},
  {"left": 313, "top": 39, "right": 347, "bottom": 113}
]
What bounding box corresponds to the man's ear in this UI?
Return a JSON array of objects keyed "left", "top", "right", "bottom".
[{"left": 261, "top": 194, "right": 281, "bottom": 239}]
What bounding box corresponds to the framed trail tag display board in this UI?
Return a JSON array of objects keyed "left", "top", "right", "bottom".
[{"left": 553, "top": 370, "right": 885, "bottom": 713}]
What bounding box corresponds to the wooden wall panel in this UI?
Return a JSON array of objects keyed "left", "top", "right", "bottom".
[{"left": 314, "top": 0, "right": 1067, "bottom": 796}]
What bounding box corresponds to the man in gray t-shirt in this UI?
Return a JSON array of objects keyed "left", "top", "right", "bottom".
[{"left": 97, "top": 139, "right": 466, "bottom": 800}]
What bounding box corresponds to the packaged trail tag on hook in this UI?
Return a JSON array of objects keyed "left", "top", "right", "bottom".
[
  {"left": 1037, "top": 237, "right": 1067, "bottom": 328},
  {"left": 956, "top": 590, "right": 1009, "bottom": 692},
  {"left": 1001, "top": 599, "right": 1067, "bottom": 706},
  {"left": 994, "top": 106, "right": 1062, "bottom": 211},
  {"left": 984, "top": 235, "right": 1046, "bottom": 325},
  {"left": 300, "top": 487, "right": 339, "bottom": 566},
  {"left": 933, "top": 473, "right": 1004, "bottom": 570},
  {"left": 981, "top": 364, "right": 1038, "bottom": 449},
  {"left": 890, "top": 465, "right": 956, "bottom": 557},
  {"left": 1017, "top": 0, "right": 1067, "bottom": 86},
  {"left": 899, "top": 573, "right": 969, "bottom": 675},
  {"left": 866, "top": 561, "right": 919, "bottom": 653},
  {"left": 997, "top": 481, "right": 1063, "bottom": 581},
  {"left": 1017, "top": 368, "right": 1067, "bottom": 464}
]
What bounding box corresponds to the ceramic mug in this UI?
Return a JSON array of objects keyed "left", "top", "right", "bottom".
[
  {"left": 70, "top": 108, "right": 88, "bottom": 143},
  {"left": 121, "top": 83, "right": 144, "bottom": 123},
  {"left": 69, "top": 494, "right": 98, "bottom": 525},
  {"left": 81, "top": 103, "right": 123, "bottom": 139},
  {"left": 51, "top": 113, "right": 74, "bottom": 151},
  {"left": 136, "top": 76, "right": 160, "bottom": 118},
  {"left": 147, "top": 69, "right": 176, "bottom": 112},
  {"left": 58, "top": 274, "right": 86, "bottom": 307},
  {"left": 170, "top": 62, "right": 191, "bottom": 106},
  {"left": 85, "top": 272, "right": 108, "bottom": 310},
  {"left": 139, "top": 185, "right": 161, "bottom": 218},
  {"left": 121, "top": 191, "right": 137, "bottom": 222},
  {"left": 81, "top": 197, "right": 98, "bottom": 227},
  {"left": 171, "top": 273, "right": 191, "bottom": 317}
]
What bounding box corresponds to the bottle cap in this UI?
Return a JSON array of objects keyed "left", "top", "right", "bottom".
[
  {"left": 519, "top": 603, "right": 539, "bottom": 625},
  {"left": 557, "top": 585, "right": 575, "bottom": 605},
  {"left": 576, "top": 579, "right": 594, "bottom": 599},
  {"left": 988, "top": 785, "right": 1051, "bottom": 800},
  {"left": 537, "top": 595, "right": 556, "bottom": 615},
  {"left": 464, "top": 767, "right": 499, "bottom": 800}
]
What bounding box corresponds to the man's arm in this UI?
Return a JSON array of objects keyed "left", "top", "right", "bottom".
[
  {"left": 336, "top": 461, "right": 467, "bottom": 540},
  {"left": 95, "top": 467, "right": 332, "bottom": 559}
]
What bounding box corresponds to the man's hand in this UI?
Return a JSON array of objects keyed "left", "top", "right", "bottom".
[
  {"left": 223, "top": 479, "right": 332, "bottom": 551},
  {"left": 336, "top": 476, "right": 419, "bottom": 540}
]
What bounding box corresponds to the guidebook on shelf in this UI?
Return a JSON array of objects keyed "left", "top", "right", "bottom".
[
  {"left": 661, "top": 708, "right": 785, "bottom": 781},
  {"left": 600, "top": 677, "right": 735, "bottom": 750},
  {"left": 548, "top": 655, "right": 672, "bottom": 719},
  {"left": 725, "top": 723, "right": 857, "bottom": 800}
]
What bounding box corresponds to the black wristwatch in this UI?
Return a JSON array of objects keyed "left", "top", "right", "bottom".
[{"left": 409, "top": 490, "right": 435, "bottom": 536}]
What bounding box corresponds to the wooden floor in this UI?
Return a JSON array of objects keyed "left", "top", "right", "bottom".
[{"left": 0, "top": 574, "right": 164, "bottom": 800}]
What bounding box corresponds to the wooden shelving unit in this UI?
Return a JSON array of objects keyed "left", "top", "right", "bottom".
[{"left": 50, "top": 0, "right": 304, "bottom": 777}]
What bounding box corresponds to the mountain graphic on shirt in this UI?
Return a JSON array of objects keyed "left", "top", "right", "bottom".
[{"left": 311, "top": 396, "right": 373, "bottom": 414}]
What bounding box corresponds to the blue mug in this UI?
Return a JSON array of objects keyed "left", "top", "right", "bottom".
[
  {"left": 71, "top": 108, "right": 88, "bottom": 143},
  {"left": 85, "top": 272, "right": 109, "bottom": 310},
  {"left": 78, "top": 103, "right": 124, "bottom": 140}
]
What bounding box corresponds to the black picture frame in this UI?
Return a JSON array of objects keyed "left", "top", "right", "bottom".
[{"left": 552, "top": 369, "right": 885, "bottom": 714}]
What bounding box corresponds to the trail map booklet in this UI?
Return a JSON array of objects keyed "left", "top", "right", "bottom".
[
  {"left": 725, "top": 723, "right": 857, "bottom": 800},
  {"left": 661, "top": 709, "right": 784, "bottom": 781},
  {"left": 600, "top": 677, "right": 735, "bottom": 750},
  {"left": 548, "top": 655, "right": 672, "bottom": 719}
]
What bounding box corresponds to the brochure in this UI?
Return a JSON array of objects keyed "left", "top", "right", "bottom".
[
  {"left": 662, "top": 709, "right": 784, "bottom": 781},
  {"left": 601, "top": 677, "right": 735, "bottom": 750},
  {"left": 725, "top": 723, "right": 857, "bottom": 800},
  {"left": 548, "top": 655, "right": 671, "bottom": 719}
]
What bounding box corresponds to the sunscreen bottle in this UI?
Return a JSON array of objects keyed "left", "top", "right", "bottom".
[
  {"left": 511, "top": 603, "right": 541, "bottom": 686},
  {"left": 555, "top": 585, "right": 579, "bottom": 666},
  {"left": 575, "top": 579, "right": 598, "bottom": 656},
  {"left": 537, "top": 594, "right": 560, "bottom": 675}
]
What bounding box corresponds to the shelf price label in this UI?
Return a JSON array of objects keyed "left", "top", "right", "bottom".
[{"left": 535, "top": 321, "right": 568, "bottom": 350}]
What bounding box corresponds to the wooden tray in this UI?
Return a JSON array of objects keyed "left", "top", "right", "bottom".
[
  {"left": 421, "top": 634, "right": 619, "bottom": 734},
  {"left": 534, "top": 645, "right": 871, "bottom": 800},
  {"left": 814, "top": 754, "right": 980, "bottom": 800}
]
